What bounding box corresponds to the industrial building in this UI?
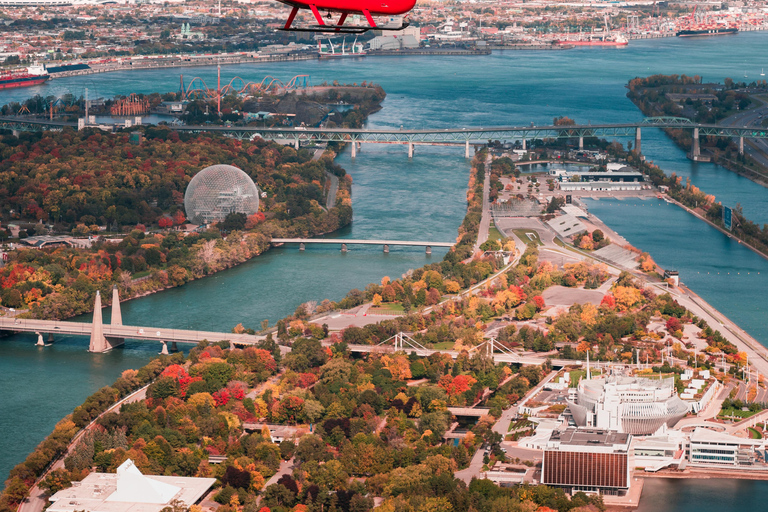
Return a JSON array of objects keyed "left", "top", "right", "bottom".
[{"left": 542, "top": 428, "right": 632, "bottom": 496}]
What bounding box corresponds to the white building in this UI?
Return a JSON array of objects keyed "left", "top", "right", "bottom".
[
  {"left": 48, "top": 459, "right": 215, "bottom": 512},
  {"left": 567, "top": 375, "right": 689, "bottom": 435},
  {"left": 688, "top": 427, "right": 766, "bottom": 467}
]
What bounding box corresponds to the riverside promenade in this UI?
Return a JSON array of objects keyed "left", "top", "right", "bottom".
[{"left": 19, "top": 384, "right": 150, "bottom": 512}]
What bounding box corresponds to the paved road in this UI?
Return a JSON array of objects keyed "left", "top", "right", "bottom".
[
  {"left": 473, "top": 154, "right": 492, "bottom": 254},
  {"left": 456, "top": 371, "right": 558, "bottom": 483},
  {"left": 722, "top": 97, "right": 768, "bottom": 168},
  {"left": 325, "top": 171, "right": 339, "bottom": 210},
  {"left": 0, "top": 317, "right": 265, "bottom": 346}
]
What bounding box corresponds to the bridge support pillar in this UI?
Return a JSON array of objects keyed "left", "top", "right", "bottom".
[
  {"left": 36, "top": 332, "right": 44, "bottom": 347},
  {"left": 299, "top": 242, "right": 305, "bottom": 251},
  {"left": 408, "top": 142, "right": 414, "bottom": 159},
  {"left": 350, "top": 141, "right": 357, "bottom": 159},
  {"left": 159, "top": 341, "right": 169, "bottom": 355},
  {"left": 692, "top": 128, "right": 700, "bottom": 160},
  {"left": 12, "top": 129, "right": 19, "bottom": 137},
  {"left": 739, "top": 136, "right": 744, "bottom": 155},
  {"left": 465, "top": 140, "right": 470, "bottom": 159},
  {"left": 578, "top": 136, "right": 583, "bottom": 150},
  {"left": 425, "top": 245, "right": 432, "bottom": 255},
  {"left": 294, "top": 139, "right": 300, "bottom": 150},
  {"left": 48, "top": 332, "right": 54, "bottom": 344},
  {"left": 521, "top": 138, "right": 526, "bottom": 151},
  {"left": 171, "top": 342, "right": 179, "bottom": 352},
  {"left": 111, "top": 286, "right": 122, "bottom": 326},
  {"left": 341, "top": 243, "right": 348, "bottom": 253},
  {"left": 635, "top": 127, "right": 642, "bottom": 154},
  {"left": 89, "top": 290, "right": 108, "bottom": 353},
  {"left": 383, "top": 244, "right": 389, "bottom": 253}
]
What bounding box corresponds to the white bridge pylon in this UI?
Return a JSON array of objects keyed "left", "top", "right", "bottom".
[
  {"left": 471, "top": 337, "right": 518, "bottom": 359},
  {"left": 379, "top": 332, "right": 431, "bottom": 356}
]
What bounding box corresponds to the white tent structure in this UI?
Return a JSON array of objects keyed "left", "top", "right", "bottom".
[{"left": 106, "top": 460, "right": 180, "bottom": 504}]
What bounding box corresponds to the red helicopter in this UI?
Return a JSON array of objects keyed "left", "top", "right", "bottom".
[{"left": 277, "top": 0, "right": 416, "bottom": 33}]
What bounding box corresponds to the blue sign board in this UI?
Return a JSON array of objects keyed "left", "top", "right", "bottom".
[{"left": 723, "top": 206, "right": 732, "bottom": 231}]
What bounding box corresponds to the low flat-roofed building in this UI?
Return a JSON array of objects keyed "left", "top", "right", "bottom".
[
  {"left": 546, "top": 213, "right": 588, "bottom": 238},
  {"left": 48, "top": 459, "right": 215, "bottom": 512},
  {"left": 19, "top": 235, "right": 75, "bottom": 248},
  {"left": 542, "top": 428, "right": 632, "bottom": 496},
  {"left": 688, "top": 427, "right": 765, "bottom": 467}
]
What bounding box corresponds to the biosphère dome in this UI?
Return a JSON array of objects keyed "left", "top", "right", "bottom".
[{"left": 184, "top": 165, "right": 260, "bottom": 225}]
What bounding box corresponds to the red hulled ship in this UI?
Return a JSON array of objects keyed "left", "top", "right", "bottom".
[{"left": 0, "top": 65, "right": 50, "bottom": 90}]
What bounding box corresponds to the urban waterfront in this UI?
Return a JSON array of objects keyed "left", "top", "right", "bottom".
[{"left": 3, "top": 33, "right": 768, "bottom": 509}]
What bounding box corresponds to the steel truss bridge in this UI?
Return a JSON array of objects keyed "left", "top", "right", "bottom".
[{"left": 1, "top": 116, "right": 767, "bottom": 143}]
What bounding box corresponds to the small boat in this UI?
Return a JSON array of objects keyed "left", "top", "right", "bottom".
[{"left": 761, "top": 68, "right": 765, "bottom": 77}]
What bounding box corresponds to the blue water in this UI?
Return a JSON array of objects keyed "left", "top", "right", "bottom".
[{"left": 2, "top": 34, "right": 768, "bottom": 510}]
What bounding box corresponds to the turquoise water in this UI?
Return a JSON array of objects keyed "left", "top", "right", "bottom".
[{"left": 2, "top": 34, "right": 768, "bottom": 509}]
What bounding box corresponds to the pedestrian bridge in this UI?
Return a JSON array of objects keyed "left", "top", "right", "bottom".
[{"left": 271, "top": 238, "right": 454, "bottom": 254}]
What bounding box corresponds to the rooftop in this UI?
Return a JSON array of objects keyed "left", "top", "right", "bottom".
[
  {"left": 48, "top": 459, "right": 215, "bottom": 512},
  {"left": 549, "top": 428, "right": 631, "bottom": 447}
]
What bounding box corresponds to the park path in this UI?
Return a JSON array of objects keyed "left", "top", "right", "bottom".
[{"left": 19, "top": 385, "right": 149, "bottom": 512}]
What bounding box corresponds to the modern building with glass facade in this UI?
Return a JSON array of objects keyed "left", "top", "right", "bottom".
[
  {"left": 567, "top": 375, "right": 689, "bottom": 435},
  {"left": 542, "top": 428, "right": 632, "bottom": 496}
]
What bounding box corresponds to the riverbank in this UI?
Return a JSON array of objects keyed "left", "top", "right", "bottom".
[
  {"left": 664, "top": 194, "right": 768, "bottom": 263},
  {"left": 47, "top": 53, "right": 316, "bottom": 79}
]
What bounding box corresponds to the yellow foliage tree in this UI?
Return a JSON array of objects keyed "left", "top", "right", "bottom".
[
  {"left": 382, "top": 354, "right": 412, "bottom": 380},
  {"left": 613, "top": 286, "right": 643, "bottom": 311},
  {"left": 381, "top": 276, "right": 390, "bottom": 286},
  {"left": 372, "top": 293, "right": 382, "bottom": 306},
  {"left": 444, "top": 280, "right": 461, "bottom": 294},
  {"left": 580, "top": 303, "right": 598, "bottom": 327}
]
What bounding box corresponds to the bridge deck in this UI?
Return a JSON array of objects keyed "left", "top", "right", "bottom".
[
  {"left": 0, "top": 318, "right": 263, "bottom": 345},
  {"left": 1, "top": 317, "right": 576, "bottom": 367},
  {"left": 271, "top": 238, "right": 454, "bottom": 247}
]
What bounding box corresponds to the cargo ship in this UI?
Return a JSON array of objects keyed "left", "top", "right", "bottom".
[
  {"left": 676, "top": 26, "right": 738, "bottom": 37},
  {"left": 556, "top": 33, "right": 628, "bottom": 47},
  {"left": 0, "top": 65, "right": 49, "bottom": 90}
]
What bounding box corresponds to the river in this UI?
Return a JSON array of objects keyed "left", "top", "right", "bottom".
[{"left": 2, "top": 33, "right": 768, "bottom": 509}]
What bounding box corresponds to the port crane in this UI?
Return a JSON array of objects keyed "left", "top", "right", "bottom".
[{"left": 275, "top": 0, "right": 415, "bottom": 33}]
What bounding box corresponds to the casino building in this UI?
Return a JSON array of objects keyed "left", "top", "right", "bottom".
[
  {"left": 567, "top": 375, "right": 689, "bottom": 436},
  {"left": 542, "top": 428, "right": 632, "bottom": 496}
]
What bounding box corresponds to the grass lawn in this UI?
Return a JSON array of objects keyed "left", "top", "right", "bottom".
[
  {"left": 749, "top": 427, "right": 763, "bottom": 439},
  {"left": 718, "top": 407, "right": 760, "bottom": 420},
  {"left": 369, "top": 303, "right": 405, "bottom": 313},
  {"left": 131, "top": 270, "right": 152, "bottom": 279},
  {"left": 512, "top": 229, "right": 542, "bottom": 246},
  {"left": 488, "top": 222, "right": 504, "bottom": 242},
  {"left": 432, "top": 341, "right": 455, "bottom": 350}
]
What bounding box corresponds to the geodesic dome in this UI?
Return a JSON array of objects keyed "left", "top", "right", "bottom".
[{"left": 184, "top": 164, "right": 260, "bottom": 225}]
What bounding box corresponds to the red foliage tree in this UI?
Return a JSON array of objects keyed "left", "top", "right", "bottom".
[
  {"left": 532, "top": 295, "right": 545, "bottom": 311},
  {"left": 173, "top": 210, "right": 186, "bottom": 226},
  {"left": 212, "top": 389, "right": 230, "bottom": 407},
  {"left": 600, "top": 294, "right": 616, "bottom": 309},
  {"left": 297, "top": 373, "right": 318, "bottom": 388}
]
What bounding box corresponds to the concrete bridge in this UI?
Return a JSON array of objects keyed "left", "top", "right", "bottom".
[
  {"left": 1, "top": 290, "right": 574, "bottom": 368},
  {"left": 0, "top": 287, "right": 262, "bottom": 353},
  {"left": 2, "top": 116, "right": 764, "bottom": 159},
  {"left": 271, "top": 238, "right": 454, "bottom": 254}
]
